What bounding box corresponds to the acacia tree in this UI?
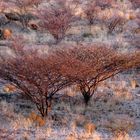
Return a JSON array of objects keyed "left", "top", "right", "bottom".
[
  {"left": 53, "top": 45, "right": 140, "bottom": 105},
  {"left": 38, "top": 0, "right": 75, "bottom": 44},
  {"left": 0, "top": 39, "right": 70, "bottom": 117}
]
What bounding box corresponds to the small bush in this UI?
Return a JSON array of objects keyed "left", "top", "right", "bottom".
[{"left": 84, "top": 122, "right": 96, "bottom": 134}]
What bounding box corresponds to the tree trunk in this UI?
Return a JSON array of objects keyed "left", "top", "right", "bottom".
[
  {"left": 83, "top": 91, "right": 91, "bottom": 106},
  {"left": 45, "top": 97, "right": 52, "bottom": 117},
  {"left": 54, "top": 33, "right": 64, "bottom": 44},
  {"left": 36, "top": 104, "right": 45, "bottom": 117},
  {"left": 35, "top": 97, "right": 52, "bottom": 118},
  {"left": 80, "top": 85, "right": 96, "bottom": 106}
]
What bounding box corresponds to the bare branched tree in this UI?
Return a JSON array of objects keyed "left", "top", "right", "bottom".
[
  {"left": 53, "top": 45, "right": 140, "bottom": 105},
  {"left": 0, "top": 39, "right": 70, "bottom": 117},
  {"left": 84, "top": 0, "right": 115, "bottom": 25}
]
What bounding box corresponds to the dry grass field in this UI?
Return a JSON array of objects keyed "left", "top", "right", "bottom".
[{"left": 0, "top": 0, "right": 140, "bottom": 139}]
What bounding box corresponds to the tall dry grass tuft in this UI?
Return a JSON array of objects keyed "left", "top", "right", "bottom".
[
  {"left": 28, "top": 112, "right": 46, "bottom": 127},
  {"left": 130, "top": 80, "right": 138, "bottom": 89},
  {"left": 66, "top": 134, "right": 76, "bottom": 140},
  {"left": 113, "top": 131, "right": 132, "bottom": 140},
  {"left": 103, "top": 114, "right": 135, "bottom": 139},
  {"left": 84, "top": 122, "right": 96, "bottom": 134},
  {"left": 3, "top": 84, "right": 16, "bottom": 93},
  {"left": 3, "top": 28, "right": 12, "bottom": 39}
]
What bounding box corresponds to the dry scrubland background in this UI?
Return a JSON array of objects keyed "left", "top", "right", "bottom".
[{"left": 0, "top": 0, "right": 140, "bottom": 140}]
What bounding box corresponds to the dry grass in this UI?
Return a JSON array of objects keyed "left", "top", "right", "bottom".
[
  {"left": 130, "top": 80, "right": 138, "bottom": 89},
  {"left": 113, "top": 132, "right": 132, "bottom": 140},
  {"left": 84, "top": 122, "right": 96, "bottom": 134},
  {"left": 3, "top": 28, "right": 13, "bottom": 39},
  {"left": 3, "top": 84, "right": 16, "bottom": 93},
  {"left": 29, "top": 112, "right": 46, "bottom": 127},
  {"left": 103, "top": 114, "right": 135, "bottom": 134}
]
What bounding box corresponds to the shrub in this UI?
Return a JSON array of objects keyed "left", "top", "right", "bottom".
[
  {"left": 129, "top": 0, "right": 140, "bottom": 9},
  {"left": 84, "top": 1, "right": 98, "bottom": 25},
  {"left": 107, "top": 15, "right": 126, "bottom": 34},
  {"left": 38, "top": 1, "right": 75, "bottom": 44}
]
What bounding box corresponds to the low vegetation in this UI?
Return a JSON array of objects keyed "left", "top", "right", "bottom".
[{"left": 0, "top": 0, "right": 140, "bottom": 139}]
